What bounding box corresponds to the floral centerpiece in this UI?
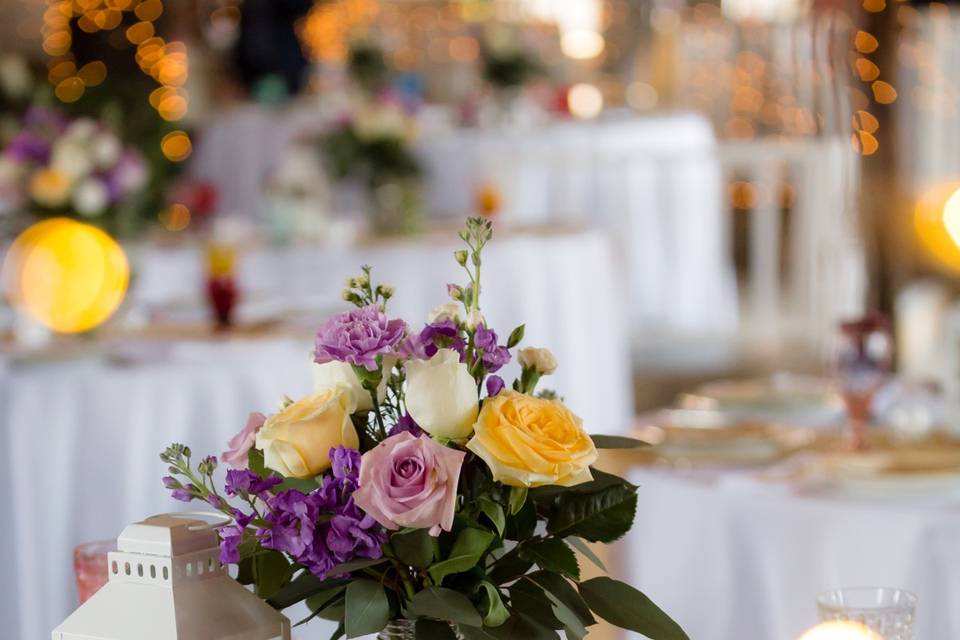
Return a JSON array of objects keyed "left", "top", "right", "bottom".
[
  {"left": 162, "top": 218, "right": 688, "bottom": 640},
  {"left": 322, "top": 98, "right": 422, "bottom": 235},
  {"left": 0, "top": 106, "right": 149, "bottom": 235}
]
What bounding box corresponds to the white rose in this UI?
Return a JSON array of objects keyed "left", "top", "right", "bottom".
[
  {"left": 518, "top": 347, "right": 558, "bottom": 375},
  {"left": 428, "top": 302, "right": 461, "bottom": 324},
  {"left": 72, "top": 178, "right": 109, "bottom": 216},
  {"left": 405, "top": 348, "right": 479, "bottom": 439},
  {"left": 312, "top": 358, "right": 393, "bottom": 412},
  {"left": 91, "top": 133, "right": 121, "bottom": 169},
  {"left": 51, "top": 141, "right": 93, "bottom": 179}
]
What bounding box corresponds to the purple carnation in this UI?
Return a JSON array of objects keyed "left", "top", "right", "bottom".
[
  {"left": 474, "top": 324, "right": 511, "bottom": 373},
  {"left": 259, "top": 490, "right": 319, "bottom": 558},
  {"left": 326, "top": 499, "right": 385, "bottom": 564},
  {"left": 313, "top": 304, "right": 406, "bottom": 371},
  {"left": 387, "top": 413, "right": 424, "bottom": 438},
  {"left": 218, "top": 512, "right": 254, "bottom": 564}
]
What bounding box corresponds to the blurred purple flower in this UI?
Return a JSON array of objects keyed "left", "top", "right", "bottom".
[
  {"left": 486, "top": 375, "right": 506, "bottom": 397},
  {"left": 224, "top": 469, "right": 282, "bottom": 498},
  {"left": 170, "top": 484, "right": 197, "bottom": 502},
  {"left": 5, "top": 132, "right": 50, "bottom": 164},
  {"left": 474, "top": 324, "right": 511, "bottom": 373},
  {"left": 387, "top": 413, "right": 424, "bottom": 438},
  {"left": 218, "top": 512, "right": 253, "bottom": 564},
  {"left": 314, "top": 304, "right": 406, "bottom": 371}
]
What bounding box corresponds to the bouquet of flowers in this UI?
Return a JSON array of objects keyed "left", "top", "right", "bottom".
[
  {"left": 0, "top": 106, "right": 149, "bottom": 231},
  {"left": 162, "top": 218, "right": 687, "bottom": 640}
]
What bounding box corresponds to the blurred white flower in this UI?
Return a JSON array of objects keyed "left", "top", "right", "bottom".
[
  {"left": 428, "top": 303, "right": 461, "bottom": 324},
  {"left": 72, "top": 178, "right": 109, "bottom": 216},
  {"left": 354, "top": 104, "right": 409, "bottom": 141},
  {"left": 51, "top": 140, "right": 94, "bottom": 180},
  {"left": 91, "top": 133, "right": 121, "bottom": 169},
  {"left": 518, "top": 347, "right": 558, "bottom": 375},
  {"left": 65, "top": 118, "right": 98, "bottom": 141},
  {"left": 0, "top": 54, "right": 32, "bottom": 100},
  {"left": 465, "top": 309, "right": 485, "bottom": 330},
  {"left": 113, "top": 152, "right": 149, "bottom": 194}
]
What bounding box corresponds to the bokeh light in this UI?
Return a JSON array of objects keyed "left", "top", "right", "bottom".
[
  {"left": 797, "top": 621, "right": 881, "bottom": 640},
  {"left": 914, "top": 182, "right": 960, "bottom": 271},
  {"left": 161, "top": 131, "right": 193, "bottom": 162},
  {"left": 159, "top": 203, "right": 191, "bottom": 231},
  {"left": 568, "top": 83, "right": 604, "bottom": 119},
  {"left": 561, "top": 30, "right": 605, "bottom": 60},
  {"left": 2, "top": 219, "right": 129, "bottom": 333}
]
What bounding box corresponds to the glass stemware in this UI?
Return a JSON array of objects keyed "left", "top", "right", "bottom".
[
  {"left": 835, "top": 313, "right": 893, "bottom": 450},
  {"left": 818, "top": 587, "right": 917, "bottom": 640},
  {"left": 73, "top": 539, "right": 116, "bottom": 604}
]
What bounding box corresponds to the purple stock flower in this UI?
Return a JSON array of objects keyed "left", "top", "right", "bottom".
[
  {"left": 260, "top": 490, "right": 319, "bottom": 558},
  {"left": 161, "top": 476, "right": 179, "bottom": 490},
  {"left": 170, "top": 484, "right": 197, "bottom": 502},
  {"left": 474, "top": 324, "right": 511, "bottom": 373},
  {"left": 326, "top": 499, "right": 384, "bottom": 564},
  {"left": 5, "top": 133, "right": 51, "bottom": 164},
  {"left": 224, "top": 469, "right": 282, "bottom": 498},
  {"left": 313, "top": 304, "right": 406, "bottom": 371},
  {"left": 218, "top": 512, "right": 254, "bottom": 564},
  {"left": 486, "top": 375, "right": 506, "bottom": 397},
  {"left": 330, "top": 446, "right": 361, "bottom": 481},
  {"left": 387, "top": 413, "right": 424, "bottom": 438}
]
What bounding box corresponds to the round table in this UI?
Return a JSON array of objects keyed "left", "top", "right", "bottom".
[
  {"left": 615, "top": 466, "right": 960, "bottom": 640},
  {"left": 0, "top": 227, "right": 633, "bottom": 639}
]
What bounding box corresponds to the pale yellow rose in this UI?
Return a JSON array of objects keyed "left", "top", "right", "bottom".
[
  {"left": 406, "top": 348, "right": 479, "bottom": 439},
  {"left": 255, "top": 386, "right": 359, "bottom": 478},
  {"left": 466, "top": 391, "right": 597, "bottom": 487},
  {"left": 29, "top": 168, "right": 72, "bottom": 208},
  {"left": 518, "top": 347, "right": 558, "bottom": 375}
]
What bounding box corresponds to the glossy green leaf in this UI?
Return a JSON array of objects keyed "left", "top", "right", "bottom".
[
  {"left": 391, "top": 528, "right": 435, "bottom": 568},
  {"left": 485, "top": 613, "right": 559, "bottom": 640},
  {"left": 477, "top": 498, "right": 506, "bottom": 537},
  {"left": 579, "top": 577, "right": 689, "bottom": 640},
  {"left": 327, "top": 557, "right": 389, "bottom": 576},
  {"left": 475, "top": 581, "right": 510, "bottom": 626},
  {"left": 546, "top": 484, "right": 637, "bottom": 543},
  {"left": 408, "top": 587, "right": 483, "bottom": 627},
  {"left": 508, "top": 578, "right": 562, "bottom": 630},
  {"left": 266, "top": 572, "right": 348, "bottom": 610},
  {"left": 254, "top": 550, "right": 293, "bottom": 599},
  {"left": 508, "top": 486, "right": 528, "bottom": 515},
  {"left": 526, "top": 571, "right": 594, "bottom": 626},
  {"left": 565, "top": 536, "right": 607, "bottom": 572},
  {"left": 590, "top": 435, "right": 650, "bottom": 449},
  {"left": 428, "top": 528, "right": 495, "bottom": 584},
  {"left": 344, "top": 579, "right": 390, "bottom": 638},
  {"left": 518, "top": 538, "right": 579, "bottom": 579}
]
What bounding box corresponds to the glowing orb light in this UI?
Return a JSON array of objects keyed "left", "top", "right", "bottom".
[
  {"left": 797, "top": 621, "right": 882, "bottom": 640},
  {"left": 568, "top": 83, "right": 604, "bottom": 120},
  {"left": 914, "top": 182, "right": 960, "bottom": 272},
  {"left": 2, "top": 218, "right": 129, "bottom": 333}
]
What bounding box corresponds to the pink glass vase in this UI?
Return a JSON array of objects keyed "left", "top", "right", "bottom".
[{"left": 73, "top": 539, "right": 116, "bottom": 604}]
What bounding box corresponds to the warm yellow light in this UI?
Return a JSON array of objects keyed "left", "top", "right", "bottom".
[
  {"left": 161, "top": 131, "right": 192, "bottom": 162},
  {"left": 855, "top": 58, "right": 880, "bottom": 82},
  {"left": 872, "top": 80, "right": 898, "bottom": 104},
  {"left": 855, "top": 31, "right": 879, "bottom": 54},
  {"left": 798, "top": 621, "right": 882, "bottom": 640},
  {"left": 159, "top": 203, "right": 191, "bottom": 231},
  {"left": 568, "top": 83, "right": 603, "bottom": 120},
  {"left": 55, "top": 76, "right": 85, "bottom": 103},
  {"left": 77, "top": 60, "right": 107, "bottom": 87},
  {"left": 915, "top": 182, "right": 960, "bottom": 271},
  {"left": 561, "top": 30, "right": 605, "bottom": 60},
  {"left": 2, "top": 219, "right": 129, "bottom": 334}
]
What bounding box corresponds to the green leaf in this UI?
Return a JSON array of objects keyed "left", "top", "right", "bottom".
[
  {"left": 328, "top": 621, "right": 345, "bottom": 640},
  {"left": 294, "top": 587, "right": 347, "bottom": 627},
  {"left": 254, "top": 550, "right": 293, "bottom": 599},
  {"left": 508, "top": 579, "right": 562, "bottom": 630},
  {"left": 477, "top": 498, "right": 506, "bottom": 537},
  {"left": 428, "top": 528, "right": 495, "bottom": 584},
  {"left": 564, "top": 537, "right": 607, "bottom": 572},
  {"left": 531, "top": 468, "right": 637, "bottom": 503},
  {"left": 327, "top": 557, "right": 389, "bottom": 575},
  {"left": 266, "top": 571, "right": 348, "bottom": 610},
  {"left": 503, "top": 496, "right": 536, "bottom": 541},
  {"left": 416, "top": 619, "right": 459, "bottom": 640},
  {"left": 487, "top": 549, "right": 534, "bottom": 585},
  {"left": 518, "top": 538, "right": 580, "bottom": 580},
  {"left": 526, "top": 571, "right": 594, "bottom": 626},
  {"left": 345, "top": 579, "right": 390, "bottom": 638},
  {"left": 247, "top": 447, "right": 268, "bottom": 477},
  {"left": 408, "top": 587, "right": 483, "bottom": 627},
  {"left": 459, "top": 625, "right": 500, "bottom": 640},
  {"left": 590, "top": 434, "right": 650, "bottom": 449},
  {"left": 390, "top": 529, "right": 435, "bottom": 568},
  {"left": 484, "top": 614, "right": 559, "bottom": 640},
  {"left": 546, "top": 484, "right": 638, "bottom": 543},
  {"left": 276, "top": 475, "right": 322, "bottom": 493},
  {"left": 534, "top": 580, "right": 587, "bottom": 640},
  {"left": 506, "top": 324, "right": 525, "bottom": 349},
  {"left": 475, "top": 581, "right": 510, "bottom": 627},
  {"left": 579, "top": 577, "right": 689, "bottom": 640},
  {"left": 508, "top": 486, "right": 528, "bottom": 515}
]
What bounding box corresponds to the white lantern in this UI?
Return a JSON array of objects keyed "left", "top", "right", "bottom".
[{"left": 53, "top": 513, "right": 291, "bottom": 640}]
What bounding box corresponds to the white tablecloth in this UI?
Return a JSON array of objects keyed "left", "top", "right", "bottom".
[
  {"left": 617, "top": 468, "right": 960, "bottom": 640},
  {"left": 190, "top": 109, "right": 739, "bottom": 349},
  {"left": 1, "top": 229, "right": 633, "bottom": 639}
]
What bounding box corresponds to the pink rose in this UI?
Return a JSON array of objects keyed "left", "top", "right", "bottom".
[
  {"left": 353, "top": 432, "right": 465, "bottom": 536},
  {"left": 222, "top": 412, "right": 266, "bottom": 469}
]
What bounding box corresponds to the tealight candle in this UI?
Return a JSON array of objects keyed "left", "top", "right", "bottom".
[{"left": 798, "top": 621, "right": 883, "bottom": 640}]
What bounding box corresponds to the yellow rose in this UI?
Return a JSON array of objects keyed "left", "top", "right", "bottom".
[
  {"left": 466, "top": 391, "right": 598, "bottom": 487},
  {"left": 29, "top": 168, "right": 72, "bottom": 208},
  {"left": 255, "top": 386, "right": 359, "bottom": 478}
]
